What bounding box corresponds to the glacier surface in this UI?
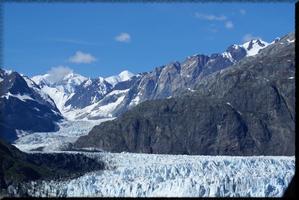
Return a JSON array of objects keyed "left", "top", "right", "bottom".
[
  {"left": 14, "top": 119, "right": 113, "bottom": 152},
  {"left": 22, "top": 152, "right": 294, "bottom": 197}
]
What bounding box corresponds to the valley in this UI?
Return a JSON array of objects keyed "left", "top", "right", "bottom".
[{"left": 0, "top": 32, "right": 295, "bottom": 197}]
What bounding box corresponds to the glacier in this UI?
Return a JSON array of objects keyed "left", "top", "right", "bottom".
[
  {"left": 14, "top": 118, "right": 113, "bottom": 152},
  {"left": 18, "top": 152, "right": 294, "bottom": 197},
  {"left": 13, "top": 119, "right": 295, "bottom": 197}
]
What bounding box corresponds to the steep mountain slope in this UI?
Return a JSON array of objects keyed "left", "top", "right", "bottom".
[
  {"left": 32, "top": 71, "right": 88, "bottom": 112},
  {"left": 31, "top": 39, "right": 269, "bottom": 120},
  {"left": 0, "top": 139, "right": 104, "bottom": 197},
  {"left": 32, "top": 71, "right": 136, "bottom": 120},
  {"left": 0, "top": 69, "right": 63, "bottom": 142},
  {"left": 74, "top": 32, "right": 294, "bottom": 156},
  {"left": 98, "top": 39, "right": 270, "bottom": 117}
]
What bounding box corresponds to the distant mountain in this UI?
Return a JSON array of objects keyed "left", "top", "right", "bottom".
[
  {"left": 74, "top": 32, "right": 294, "bottom": 156},
  {"left": 0, "top": 69, "right": 63, "bottom": 142},
  {"left": 241, "top": 39, "right": 269, "bottom": 56},
  {"left": 32, "top": 70, "right": 136, "bottom": 120},
  {"left": 105, "top": 70, "right": 135, "bottom": 87},
  {"left": 31, "top": 38, "right": 270, "bottom": 120},
  {"left": 31, "top": 71, "right": 88, "bottom": 112},
  {"left": 100, "top": 38, "right": 270, "bottom": 117}
]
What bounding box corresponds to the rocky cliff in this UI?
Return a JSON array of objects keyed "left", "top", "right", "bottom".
[{"left": 74, "top": 32, "right": 295, "bottom": 156}]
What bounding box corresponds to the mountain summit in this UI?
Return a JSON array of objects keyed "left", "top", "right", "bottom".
[
  {"left": 105, "top": 70, "right": 135, "bottom": 87},
  {"left": 28, "top": 38, "right": 273, "bottom": 121}
]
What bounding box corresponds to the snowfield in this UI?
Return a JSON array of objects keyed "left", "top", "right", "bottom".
[{"left": 23, "top": 152, "right": 294, "bottom": 197}]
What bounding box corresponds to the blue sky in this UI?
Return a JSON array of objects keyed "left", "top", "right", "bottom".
[{"left": 4, "top": 2, "right": 295, "bottom": 78}]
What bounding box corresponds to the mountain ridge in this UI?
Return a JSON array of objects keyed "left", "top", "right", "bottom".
[
  {"left": 73, "top": 32, "right": 295, "bottom": 156},
  {"left": 28, "top": 37, "right": 271, "bottom": 120}
]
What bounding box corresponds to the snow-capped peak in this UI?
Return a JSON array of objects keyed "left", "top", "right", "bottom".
[
  {"left": 31, "top": 74, "right": 50, "bottom": 85},
  {"left": 32, "top": 72, "right": 87, "bottom": 93},
  {"left": 32, "top": 71, "right": 87, "bottom": 87},
  {"left": 105, "top": 70, "right": 134, "bottom": 87},
  {"left": 241, "top": 39, "right": 269, "bottom": 57},
  {"left": 2, "top": 69, "right": 13, "bottom": 75},
  {"left": 119, "top": 70, "right": 134, "bottom": 81}
]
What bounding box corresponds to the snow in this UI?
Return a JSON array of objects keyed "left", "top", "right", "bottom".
[
  {"left": 188, "top": 60, "right": 197, "bottom": 66},
  {"left": 232, "top": 44, "right": 240, "bottom": 49},
  {"left": 14, "top": 119, "right": 113, "bottom": 152},
  {"left": 83, "top": 78, "right": 92, "bottom": 87},
  {"left": 288, "top": 77, "right": 294, "bottom": 80},
  {"left": 88, "top": 94, "right": 126, "bottom": 118},
  {"left": 2, "top": 92, "right": 35, "bottom": 102},
  {"left": 119, "top": 70, "right": 134, "bottom": 81},
  {"left": 221, "top": 52, "right": 234, "bottom": 62},
  {"left": 11, "top": 99, "right": 295, "bottom": 198},
  {"left": 22, "top": 76, "right": 57, "bottom": 107},
  {"left": 3, "top": 69, "right": 13, "bottom": 75},
  {"left": 33, "top": 107, "right": 40, "bottom": 111},
  {"left": 241, "top": 39, "right": 269, "bottom": 57},
  {"left": 187, "top": 88, "right": 196, "bottom": 92},
  {"left": 21, "top": 152, "right": 295, "bottom": 197},
  {"left": 39, "top": 85, "right": 71, "bottom": 112},
  {"left": 287, "top": 39, "right": 294, "bottom": 43},
  {"left": 32, "top": 70, "right": 133, "bottom": 120},
  {"left": 106, "top": 89, "right": 129, "bottom": 97},
  {"left": 129, "top": 94, "right": 141, "bottom": 107},
  {"left": 15, "top": 129, "right": 32, "bottom": 138},
  {"left": 31, "top": 72, "right": 87, "bottom": 114},
  {"left": 32, "top": 72, "right": 87, "bottom": 90},
  {"left": 60, "top": 88, "right": 128, "bottom": 120},
  {"left": 105, "top": 70, "right": 134, "bottom": 87},
  {"left": 23, "top": 75, "right": 37, "bottom": 88}
]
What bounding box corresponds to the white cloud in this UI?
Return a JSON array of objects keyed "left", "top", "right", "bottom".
[
  {"left": 242, "top": 33, "right": 261, "bottom": 42},
  {"left": 195, "top": 13, "right": 227, "bottom": 21},
  {"left": 68, "top": 51, "right": 96, "bottom": 64},
  {"left": 115, "top": 32, "right": 131, "bottom": 43},
  {"left": 225, "top": 21, "right": 234, "bottom": 29},
  {"left": 195, "top": 13, "right": 234, "bottom": 30},
  {"left": 47, "top": 66, "right": 73, "bottom": 84},
  {"left": 239, "top": 9, "right": 246, "bottom": 15}
]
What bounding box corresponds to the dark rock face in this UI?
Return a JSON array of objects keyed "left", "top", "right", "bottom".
[
  {"left": 74, "top": 32, "right": 295, "bottom": 156},
  {"left": 110, "top": 41, "right": 258, "bottom": 117},
  {"left": 0, "top": 70, "right": 63, "bottom": 142},
  {"left": 0, "top": 139, "right": 104, "bottom": 196}
]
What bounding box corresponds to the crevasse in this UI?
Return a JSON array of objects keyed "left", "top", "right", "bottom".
[{"left": 22, "top": 152, "right": 294, "bottom": 197}]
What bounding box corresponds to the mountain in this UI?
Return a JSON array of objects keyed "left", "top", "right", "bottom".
[
  {"left": 32, "top": 70, "right": 137, "bottom": 120},
  {"left": 241, "top": 39, "right": 269, "bottom": 56},
  {"left": 74, "top": 32, "right": 294, "bottom": 156},
  {"left": 0, "top": 69, "right": 63, "bottom": 143},
  {"left": 0, "top": 139, "right": 104, "bottom": 196},
  {"left": 31, "top": 39, "right": 269, "bottom": 120},
  {"left": 31, "top": 71, "right": 88, "bottom": 112},
  {"left": 84, "top": 38, "right": 269, "bottom": 118},
  {"left": 105, "top": 70, "right": 135, "bottom": 87}
]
